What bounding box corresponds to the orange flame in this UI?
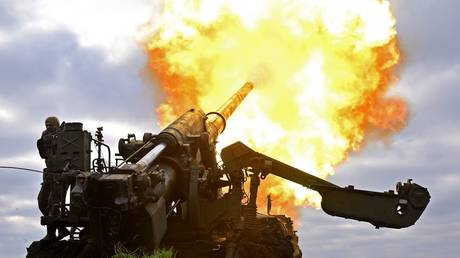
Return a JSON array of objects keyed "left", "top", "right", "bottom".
[{"left": 140, "top": 0, "right": 405, "bottom": 220}]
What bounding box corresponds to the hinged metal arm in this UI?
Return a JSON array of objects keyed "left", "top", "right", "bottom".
[{"left": 221, "top": 141, "right": 430, "bottom": 229}]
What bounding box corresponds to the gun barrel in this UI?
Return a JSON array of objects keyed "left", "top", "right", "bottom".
[
  {"left": 131, "top": 82, "right": 254, "bottom": 172},
  {"left": 206, "top": 82, "right": 254, "bottom": 143}
]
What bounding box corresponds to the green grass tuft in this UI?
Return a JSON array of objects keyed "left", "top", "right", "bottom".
[{"left": 112, "top": 248, "right": 175, "bottom": 258}]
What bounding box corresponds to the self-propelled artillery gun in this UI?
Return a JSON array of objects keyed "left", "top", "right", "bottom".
[{"left": 27, "top": 82, "right": 430, "bottom": 258}]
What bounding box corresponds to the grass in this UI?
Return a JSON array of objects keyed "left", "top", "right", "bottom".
[{"left": 112, "top": 248, "right": 175, "bottom": 258}]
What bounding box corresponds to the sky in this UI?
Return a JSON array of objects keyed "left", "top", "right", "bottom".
[{"left": 0, "top": 0, "right": 459, "bottom": 257}]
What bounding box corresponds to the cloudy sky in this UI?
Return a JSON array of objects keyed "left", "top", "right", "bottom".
[{"left": 0, "top": 0, "right": 458, "bottom": 257}]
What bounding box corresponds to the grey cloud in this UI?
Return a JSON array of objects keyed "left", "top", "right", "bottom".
[
  {"left": 0, "top": 171, "right": 42, "bottom": 198},
  {"left": 389, "top": 0, "right": 460, "bottom": 144},
  {"left": 0, "top": 137, "right": 37, "bottom": 157},
  {"left": 0, "top": 28, "right": 155, "bottom": 122},
  {"left": 399, "top": 66, "right": 460, "bottom": 137},
  {"left": 298, "top": 208, "right": 460, "bottom": 258},
  {"left": 392, "top": 0, "right": 460, "bottom": 68},
  {"left": 0, "top": 175, "right": 43, "bottom": 258},
  {"left": 0, "top": 0, "right": 24, "bottom": 30},
  {"left": 0, "top": 215, "right": 42, "bottom": 258}
]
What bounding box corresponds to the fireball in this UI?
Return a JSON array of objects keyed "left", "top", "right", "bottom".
[{"left": 140, "top": 0, "right": 406, "bottom": 218}]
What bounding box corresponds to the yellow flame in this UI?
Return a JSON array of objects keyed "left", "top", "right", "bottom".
[{"left": 141, "top": 0, "right": 406, "bottom": 217}]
